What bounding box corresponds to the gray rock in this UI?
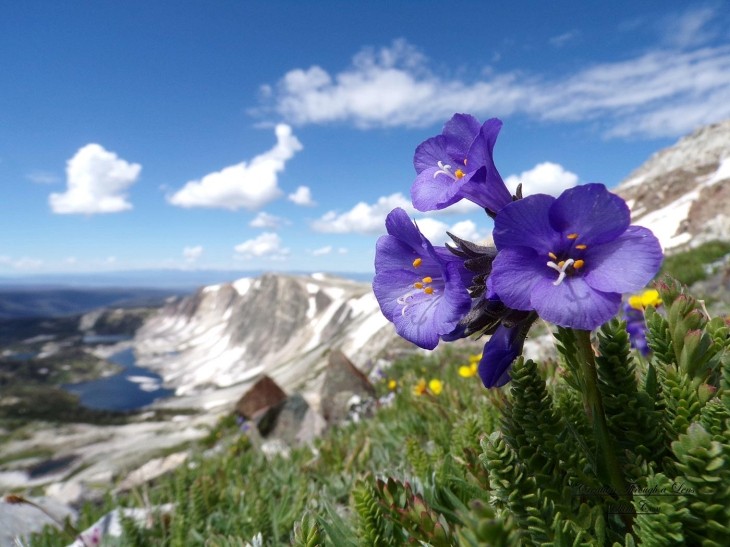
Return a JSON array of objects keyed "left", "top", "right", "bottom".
[
  {"left": 319, "top": 350, "right": 376, "bottom": 425},
  {"left": 257, "top": 393, "right": 310, "bottom": 445},
  {"left": 0, "top": 496, "right": 76, "bottom": 547}
]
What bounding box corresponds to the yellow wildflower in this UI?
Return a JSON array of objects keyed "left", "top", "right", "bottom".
[
  {"left": 413, "top": 378, "right": 428, "bottom": 396},
  {"left": 458, "top": 363, "right": 478, "bottom": 378},
  {"left": 428, "top": 379, "right": 443, "bottom": 395},
  {"left": 387, "top": 379, "right": 397, "bottom": 391},
  {"left": 629, "top": 288, "right": 662, "bottom": 310}
]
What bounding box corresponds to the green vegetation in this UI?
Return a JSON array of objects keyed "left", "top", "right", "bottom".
[
  {"left": 660, "top": 239, "right": 730, "bottom": 286},
  {"left": 27, "top": 278, "right": 730, "bottom": 546}
]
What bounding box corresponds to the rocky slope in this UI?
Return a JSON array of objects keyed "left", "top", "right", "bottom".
[
  {"left": 615, "top": 119, "right": 730, "bottom": 250},
  {"left": 134, "top": 273, "right": 396, "bottom": 396}
]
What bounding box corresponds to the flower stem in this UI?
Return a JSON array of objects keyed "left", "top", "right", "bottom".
[{"left": 574, "top": 330, "right": 629, "bottom": 501}]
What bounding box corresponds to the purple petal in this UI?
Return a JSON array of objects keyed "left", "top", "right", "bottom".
[
  {"left": 412, "top": 137, "right": 468, "bottom": 211},
  {"left": 384, "top": 207, "right": 423, "bottom": 249},
  {"left": 392, "top": 291, "right": 441, "bottom": 349},
  {"left": 411, "top": 168, "right": 465, "bottom": 211},
  {"left": 373, "top": 268, "right": 419, "bottom": 321},
  {"left": 478, "top": 323, "right": 525, "bottom": 388},
  {"left": 490, "top": 247, "right": 544, "bottom": 310},
  {"left": 530, "top": 276, "right": 621, "bottom": 330},
  {"left": 442, "top": 114, "right": 481, "bottom": 160},
  {"left": 493, "top": 194, "right": 562, "bottom": 252},
  {"left": 583, "top": 226, "right": 663, "bottom": 294},
  {"left": 548, "top": 184, "right": 630, "bottom": 245}
]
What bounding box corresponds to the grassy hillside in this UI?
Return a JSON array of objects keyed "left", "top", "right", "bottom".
[{"left": 27, "top": 279, "right": 730, "bottom": 545}]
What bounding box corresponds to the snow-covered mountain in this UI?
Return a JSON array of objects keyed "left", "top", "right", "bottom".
[
  {"left": 615, "top": 119, "right": 730, "bottom": 251},
  {"left": 134, "top": 273, "right": 395, "bottom": 395}
]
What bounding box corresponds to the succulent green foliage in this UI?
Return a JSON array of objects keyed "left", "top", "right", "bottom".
[
  {"left": 28, "top": 279, "right": 730, "bottom": 546},
  {"left": 596, "top": 319, "right": 664, "bottom": 462}
]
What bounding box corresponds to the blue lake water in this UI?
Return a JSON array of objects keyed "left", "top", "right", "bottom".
[{"left": 62, "top": 348, "right": 174, "bottom": 411}]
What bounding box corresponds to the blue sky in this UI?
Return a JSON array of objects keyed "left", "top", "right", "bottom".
[{"left": 1, "top": 1, "right": 729, "bottom": 277}]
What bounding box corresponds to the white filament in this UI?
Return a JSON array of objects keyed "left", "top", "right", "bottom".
[{"left": 546, "top": 258, "right": 574, "bottom": 286}]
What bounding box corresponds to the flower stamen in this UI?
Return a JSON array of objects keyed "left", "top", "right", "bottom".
[
  {"left": 547, "top": 258, "right": 575, "bottom": 286},
  {"left": 412, "top": 257, "right": 423, "bottom": 268},
  {"left": 567, "top": 233, "right": 579, "bottom": 240},
  {"left": 433, "top": 160, "right": 464, "bottom": 182},
  {"left": 575, "top": 244, "right": 587, "bottom": 250}
]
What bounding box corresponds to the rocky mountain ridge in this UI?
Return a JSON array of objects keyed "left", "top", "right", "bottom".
[
  {"left": 615, "top": 119, "right": 730, "bottom": 250},
  {"left": 134, "top": 272, "right": 397, "bottom": 397}
]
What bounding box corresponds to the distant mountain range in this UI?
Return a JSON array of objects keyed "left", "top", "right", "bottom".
[
  {"left": 133, "top": 272, "right": 398, "bottom": 396},
  {"left": 0, "top": 269, "right": 374, "bottom": 290}
]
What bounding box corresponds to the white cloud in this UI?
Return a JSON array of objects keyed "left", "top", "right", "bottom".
[
  {"left": 550, "top": 30, "right": 579, "bottom": 48},
  {"left": 311, "top": 245, "right": 332, "bottom": 256},
  {"left": 263, "top": 33, "right": 730, "bottom": 139},
  {"left": 661, "top": 6, "right": 719, "bottom": 49},
  {"left": 49, "top": 144, "right": 141, "bottom": 214},
  {"left": 168, "top": 124, "right": 302, "bottom": 210},
  {"left": 414, "top": 218, "right": 490, "bottom": 246},
  {"left": 504, "top": 162, "right": 579, "bottom": 197},
  {"left": 311, "top": 192, "right": 414, "bottom": 233},
  {"left": 413, "top": 218, "right": 449, "bottom": 243},
  {"left": 183, "top": 245, "right": 203, "bottom": 262},
  {"left": 288, "top": 185, "right": 316, "bottom": 206},
  {"left": 448, "top": 220, "right": 491, "bottom": 244},
  {"left": 249, "top": 211, "right": 289, "bottom": 229},
  {"left": 27, "top": 170, "right": 60, "bottom": 184},
  {"left": 337, "top": 247, "right": 348, "bottom": 254},
  {"left": 0, "top": 256, "right": 44, "bottom": 270},
  {"left": 234, "top": 232, "right": 290, "bottom": 260}
]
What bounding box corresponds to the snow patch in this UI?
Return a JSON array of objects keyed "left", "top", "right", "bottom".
[
  {"left": 707, "top": 157, "right": 730, "bottom": 186},
  {"left": 202, "top": 284, "right": 221, "bottom": 293},
  {"left": 621, "top": 175, "right": 645, "bottom": 189},
  {"left": 233, "top": 278, "right": 252, "bottom": 296}
]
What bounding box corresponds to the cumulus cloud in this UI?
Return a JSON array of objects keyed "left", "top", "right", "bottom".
[
  {"left": 261, "top": 23, "right": 730, "bottom": 139},
  {"left": 183, "top": 245, "right": 203, "bottom": 262},
  {"left": 311, "top": 245, "right": 332, "bottom": 256},
  {"left": 49, "top": 144, "right": 141, "bottom": 214},
  {"left": 504, "top": 162, "right": 579, "bottom": 197},
  {"left": 288, "top": 185, "right": 316, "bottom": 206},
  {"left": 0, "top": 255, "right": 44, "bottom": 270},
  {"left": 27, "top": 171, "right": 60, "bottom": 184},
  {"left": 249, "top": 211, "right": 289, "bottom": 229},
  {"left": 414, "top": 218, "right": 490, "bottom": 246},
  {"left": 234, "top": 232, "right": 290, "bottom": 260},
  {"left": 168, "top": 124, "right": 302, "bottom": 210},
  {"left": 311, "top": 192, "right": 414, "bottom": 234}
]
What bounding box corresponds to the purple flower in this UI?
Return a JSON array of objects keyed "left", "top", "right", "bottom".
[
  {"left": 411, "top": 114, "right": 512, "bottom": 214},
  {"left": 478, "top": 323, "right": 529, "bottom": 388},
  {"left": 624, "top": 304, "right": 650, "bottom": 355},
  {"left": 373, "top": 208, "right": 472, "bottom": 350},
  {"left": 489, "top": 184, "right": 663, "bottom": 330}
]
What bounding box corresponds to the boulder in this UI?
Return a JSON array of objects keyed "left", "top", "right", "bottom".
[
  {"left": 235, "top": 375, "right": 287, "bottom": 419},
  {"left": 319, "top": 350, "right": 376, "bottom": 425},
  {"left": 257, "top": 393, "right": 310, "bottom": 444}
]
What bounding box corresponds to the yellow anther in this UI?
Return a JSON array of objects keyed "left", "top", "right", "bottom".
[
  {"left": 548, "top": 252, "right": 557, "bottom": 260},
  {"left": 567, "top": 233, "right": 579, "bottom": 240},
  {"left": 424, "top": 287, "right": 434, "bottom": 295},
  {"left": 454, "top": 169, "right": 465, "bottom": 179},
  {"left": 412, "top": 257, "right": 423, "bottom": 268},
  {"left": 575, "top": 244, "right": 587, "bottom": 250},
  {"left": 413, "top": 282, "right": 424, "bottom": 289},
  {"left": 422, "top": 276, "right": 433, "bottom": 283},
  {"left": 573, "top": 259, "right": 585, "bottom": 269},
  {"left": 558, "top": 260, "right": 565, "bottom": 268}
]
